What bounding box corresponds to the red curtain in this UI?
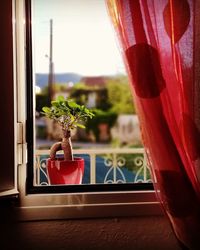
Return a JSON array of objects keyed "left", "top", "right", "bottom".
[{"left": 106, "top": 0, "right": 200, "bottom": 248}]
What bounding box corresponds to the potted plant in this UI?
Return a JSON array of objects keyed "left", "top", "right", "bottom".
[{"left": 42, "top": 96, "right": 94, "bottom": 185}]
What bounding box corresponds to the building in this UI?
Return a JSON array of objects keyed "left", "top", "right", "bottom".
[{"left": 111, "top": 114, "right": 141, "bottom": 145}]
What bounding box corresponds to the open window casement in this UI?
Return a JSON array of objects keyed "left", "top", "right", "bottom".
[{"left": 0, "top": 0, "right": 26, "bottom": 198}]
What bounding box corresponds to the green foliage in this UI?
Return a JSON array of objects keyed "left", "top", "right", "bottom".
[
  {"left": 70, "top": 87, "right": 88, "bottom": 106},
  {"left": 70, "top": 82, "right": 111, "bottom": 111},
  {"left": 42, "top": 96, "right": 94, "bottom": 132},
  {"left": 86, "top": 109, "right": 117, "bottom": 142},
  {"left": 39, "top": 83, "right": 68, "bottom": 97},
  {"left": 90, "top": 109, "right": 117, "bottom": 126},
  {"left": 106, "top": 75, "right": 136, "bottom": 114},
  {"left": 36, "top": 94, "right": 49, "bottom": 112},
  {"left": 95, "top": 89, "right": 111, "bottom": 111},
  {"left": 72, "top": 82, "right": 89, "bottom": 90},
  {"left": 53, "top": 83, "right": 69, "bottom": 92}
]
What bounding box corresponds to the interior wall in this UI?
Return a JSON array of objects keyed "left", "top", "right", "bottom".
[{"left": 0, "top": 212, "right": 181, "bottom": 250}]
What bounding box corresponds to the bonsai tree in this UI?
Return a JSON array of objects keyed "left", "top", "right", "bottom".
[{"left": 42, "top": 95, "right": 94, "bottom": 161}]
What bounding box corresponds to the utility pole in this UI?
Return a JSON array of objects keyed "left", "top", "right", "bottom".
[{"left": 48, "top": 19, "right": 55, "bottom": 105}]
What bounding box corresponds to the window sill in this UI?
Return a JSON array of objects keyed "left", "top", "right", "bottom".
[{"left": 15, "top": 190, "right": 163, "bottom": 221}]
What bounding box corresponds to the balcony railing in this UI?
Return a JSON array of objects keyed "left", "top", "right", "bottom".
[{"left": 35, "top": 148, "right": 152, "bottom": 185}]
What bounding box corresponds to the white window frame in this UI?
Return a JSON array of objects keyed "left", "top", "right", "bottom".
[{"left": 11, "top": 0, "right": 162, "bottom": 221}]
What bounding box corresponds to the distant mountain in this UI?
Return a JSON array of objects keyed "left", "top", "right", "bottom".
[{"left": 35, "top": 73, "right": 82, "bottom": 88}]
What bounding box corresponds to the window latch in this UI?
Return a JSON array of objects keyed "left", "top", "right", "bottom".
[{"left": 17, "top": 122, "right": 27, "bottom": 165}]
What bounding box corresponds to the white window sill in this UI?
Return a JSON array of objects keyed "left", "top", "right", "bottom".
[{"left": 16, "top": 190, "right": 163, "bottom": 221}]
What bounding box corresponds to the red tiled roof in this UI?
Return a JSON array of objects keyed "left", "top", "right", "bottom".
[{"left": 81, "top": 76, "right": 108, "bottom": 87}]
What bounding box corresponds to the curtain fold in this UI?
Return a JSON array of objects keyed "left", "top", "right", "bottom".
[{"left": 106, "top": 0, "right": 200, "bottom": 248}]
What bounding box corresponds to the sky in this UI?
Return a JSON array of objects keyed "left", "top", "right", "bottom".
[{"left": 32, "top": 0, "right": 126, "bottom": 76}]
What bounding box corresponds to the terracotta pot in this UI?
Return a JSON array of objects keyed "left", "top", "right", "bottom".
[{"left": 47, "top": 157, "right": 84, "bottom": 185}]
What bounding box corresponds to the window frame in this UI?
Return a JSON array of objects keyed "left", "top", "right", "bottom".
[
  {"left": 0, "top": 0, "right": 19, "bottom": 198},
  {"left": 14, "top": 0, "right": 162, "bottom": 220}
]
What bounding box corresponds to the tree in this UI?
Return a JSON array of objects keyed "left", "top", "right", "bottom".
[
  {"left": 42, "top": 96, "right": 94, "bottom": 160},
  {"left": 70, "top": 82, "right": 111, "bottom": 111},
  {"left": 106, "top": 75, "right": 136, "bottom": 114},
  {"left": 86, "top": 109, "right": 117, "bottom": 142}
]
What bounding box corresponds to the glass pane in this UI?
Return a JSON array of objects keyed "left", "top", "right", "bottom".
[{"left": 32, "top": 0, "right": 150, "bottom": 186}]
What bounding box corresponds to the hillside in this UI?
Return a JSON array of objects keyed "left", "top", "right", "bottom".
[{"left": 35, "top": 73, "right": 82, "bottom": 88}]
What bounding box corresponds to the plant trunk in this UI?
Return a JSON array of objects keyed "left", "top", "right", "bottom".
[
  {"left": 61, "top": 136, "right": 73, "bottom": 161},
  {"left": 49, "top": 130, "right": 73, "bottom": 161}
]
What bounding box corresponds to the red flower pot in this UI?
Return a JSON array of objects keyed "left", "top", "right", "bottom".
[{"left": 47, "top": 157, "right": 84, "bottom": 185}]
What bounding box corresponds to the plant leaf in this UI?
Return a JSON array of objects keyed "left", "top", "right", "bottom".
[
  {"left": 51, "top": 100, "right": 59, "bottom": 107},
  {"left": 68, "top": 101, "right": 80, "bottom": 109},
  {"left": 57, "top": 95, "right": 65, "bottom": 102},
  {"left": 42, "top": 107, "right": 51, "bottom": 113},
  {"left": 76, "top": 123, "right": 86, "bottom": 129}
]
